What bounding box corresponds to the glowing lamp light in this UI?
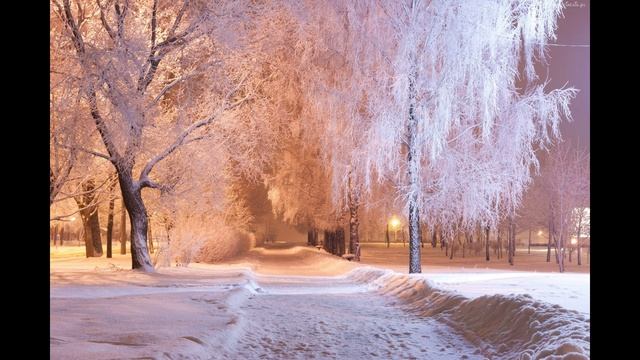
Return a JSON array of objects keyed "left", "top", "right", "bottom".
[
  {"left": 70, "top": 217, "right": 76, "bottom": 222},
  {"left": 571, "top": 237, "right": 577, "bottom": 245},
  {"left": 537, "top": 230, "right": 543, "bottom": 236},
  {"left": 389, "top": 216, "right": 400, "bottom": 229}
]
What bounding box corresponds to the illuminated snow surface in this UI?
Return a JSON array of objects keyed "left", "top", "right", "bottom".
[{"left": 50, "top": 244, "right": 589, "bottom": 359}]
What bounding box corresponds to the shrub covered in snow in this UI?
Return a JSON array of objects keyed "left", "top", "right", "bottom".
[{"left": 153, "top": 216, "right": 255, "bottom": 267}]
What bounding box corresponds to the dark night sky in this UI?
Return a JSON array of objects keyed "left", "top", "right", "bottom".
[{"left": 548, "top": 0, "right": 590, "bottom": 149}]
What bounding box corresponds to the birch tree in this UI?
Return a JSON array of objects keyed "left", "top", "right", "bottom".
[
  {"left": 543, "top": 142, "right": 589, "bottom": 272},
  {"left": 336, "top": 0, "right": 577, "bottom": 272}
]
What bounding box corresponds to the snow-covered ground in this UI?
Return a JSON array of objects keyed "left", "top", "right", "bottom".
[
  {"left": 357, "top": 243, "right": 590, "bottom": 315},
  {"left": 50, "top": 244, "right": 589, "bottom": 359}
]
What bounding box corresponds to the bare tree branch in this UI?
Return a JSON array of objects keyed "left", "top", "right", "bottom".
[
  {"left": 97, "top": 0, "right": 116, "bottom": 41},
  {"left": 56, "top": 142, "right": 112, "bottom": 161}
]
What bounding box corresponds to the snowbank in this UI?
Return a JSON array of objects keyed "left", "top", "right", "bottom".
[{"left": 347, "top": 267, "right": 590, "bottom": 359}]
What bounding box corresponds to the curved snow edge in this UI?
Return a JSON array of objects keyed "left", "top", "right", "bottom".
[{"left": 345, "top": 267, "right": 590, "bottom": 360}]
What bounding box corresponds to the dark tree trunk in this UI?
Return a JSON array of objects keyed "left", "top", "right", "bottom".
[
  {"left": 75, "top": 179, "right": 102, "bottom": 257},
  {"left": 431, "top": 226, "right": 437, "bottom": 248},
  {"left": 385, "top": 224, "right": 390, "bottom": 248},
  {"left": 496, "top": 227, "right": 501, "bottom": 259},
  {"left": 324, "top": 230, "right": 333, "bottom": 254},
  {"left": 462, "top": 232, "right": 466, "bottom": 258},
  {"left": 106, "top": 177, "right": 116, "bottom": 258},
  {"left": 508, "top": 218, "right": 514, "bottom": 266},
  {"left": 53, "top": 224, "right": 58, "bottom": 246},
  {"left": 81, "top": 216, "right": 92, "bottom": 257},
  {"left": 323, "top": 230, "right": 328, "bottom": 252},
  {"left": 120, "top": 199, "right": 127, "bottom": 255},
  {"left": 59, "top": 226, "right": 65, "bottom": 247},
  {"left": 308, "top": 230, "right": 313, "bottom": 246},
  {"left": 148, "top": 217, "right": 154, "bottom": 254},
  {"left": 449, "top": 232, "right": 455, "bottom": 260},
  {"left": 336, "top": 227, "right": 345, "bottom": 256},
  {"left": 87, "top": 206, "right": 103, "bottom": 256},
  {"left": 117, "top": 171, "right": 153, "bottom": 271},
  {"left": 547, "top": 218, "right": 552, "bottom": 262},
  {"left": 576, "top": 210, "right": 583, "bottom": 266},
  {"left": 512, "top": 221, "right": 516, "bottom": 258},
  {"left": 445, "top": 233, "right": 449, "bottom": 257},
  {"left": 528, "top": 229, "right": 532, "bottom": 254},
  {"left": 348, "top": 182, "right": 360, "bottom": 260},
  {"left": 485, "top": 226, "right": 490, "bottom": 261},
  {"left": 106, "top": 193, "right": 115, "bottom": 258},
  {"left": 476, "top": 224, "right": 482, "bottom": 255},
  {"left": 406, "top": 65, "right": 421, "bottom": 274}
]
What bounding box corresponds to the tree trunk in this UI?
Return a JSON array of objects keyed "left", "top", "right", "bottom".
[
  {"left": 348, "top": 181, "right": 360, "bottom": 260},
  {"left": 576, "top": 210, "right": 583, "bottom": 266},
  {"left": 385, "top": 224, "right": 390, "bottom": 248},
  {"left": 508, "top": 218, "right": 514, "bottom": 266},
  {"left": 307, "top": 230, "right": 313, "bottom": 246},
  {"left": 440, "top": 230, "right": 444, "bottom": 250},
  {"left": 53, "top": 224, "right": 58, "bottom": 246},
  {"left": 547, "top": 218, "right": 552, "bottom": 262},
  {"left": 462, "top": 232, "right": 466, "bottom": 258},
  {"left": 528, "top": 229, "right": 531, "bottom": 254},
  {"left": 106, "top": 177, "right": 116, "bottom": 258},
  {"left": 557, "top": 232, "right": 565, "bottom": 273},
  {"left": 118, "top": 172, "right": 153, "bottom": 271},
  {"left": 449, "top": 232, "right": 455, "bottom": 260},
  {"left": 106, "top": 193, "right": 115, "bottom": 259},
  {"left": 323, "top": 230, "right": 332, "bottom": 254},
  {"left": 60, "top": 226, "right": 65, "bottom": 248},
  {"left": 497, "top": 227, "right": 502, "bottom": 259},
  {"left": 75, "top": 179, "right": 102, "bottom": 257},
  {"left": 475, "top": 225, "right": 482, "bottom": 255},
  {"left": 120, "top": 199, "right": 127, "bottom": 255},
  {"left": 512, "top": 221, "right": 516, "bottom": 258},
  {"left": 431, "top": 226, "right": 437, "bottom": 248},
  {"left": 81, "top": 216, "right": 93, "bottom": 257},
  {"left": 148, "top": 217, "right": 154, "bottom": 254},
  {"left": 445, "top": 233, "right": 449, "bottom": 257},
  {"left": 336, "top": 227, "right": 345, "bottom": 256},
  {"left": 406, "top": 65, "right": 421, "bottom": 274},
  {"left": 87, "top": 206, "right": 103, "bottom": 256},
  {"left": 485, "top": 226, "right": 490, "bottom": 261}
]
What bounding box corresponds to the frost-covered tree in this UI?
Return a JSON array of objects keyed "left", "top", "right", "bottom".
[
  {"left": 326, "top": 0, "right": 578, "bottom": 273},
  {"left": 542, "top": 142, "right": 589, "bottom": 272},
  {"left": 51, "top": 0, "right": 283, "bottom": 271}
]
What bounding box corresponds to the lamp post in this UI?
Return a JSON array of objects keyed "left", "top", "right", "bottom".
[{"left": 388, "top": 216, "right": 400, "bottom": 247}]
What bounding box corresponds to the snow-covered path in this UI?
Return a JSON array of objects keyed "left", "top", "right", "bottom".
[
  {"left": 227, "top": 276, "right": 483, "bottom": 359},
  {"left": 51, "top": 245, "right": 589, "bottom": 359}
]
